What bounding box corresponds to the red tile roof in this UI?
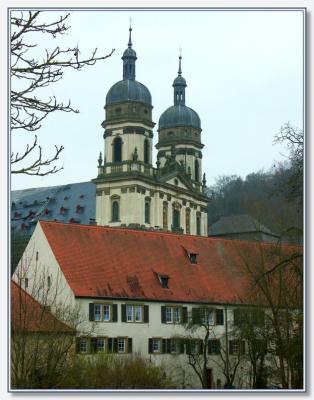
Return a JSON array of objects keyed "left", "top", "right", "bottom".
[
  {"left": 39, "top": 221, "right": 302, "bottom": 305},
  {"left": 11, "top": 281, "right": 73, "bottom": 333}
]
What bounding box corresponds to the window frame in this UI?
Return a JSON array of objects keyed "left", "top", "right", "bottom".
[
  {"left": 126, "top": 304, "right": 144, "bottom": 323},
  {"left": 117, "top": 337, "right": 127, "bottom": 353},
  {"left": 93, "top": 303, "right": 112, "bottom": 322},
  {"left": 152, "top": 338, "right": 162, "bottom": 354},
  {"left": 79, "top": 338, "right": 88, "bottom": 354},
  {"left": 165, "top": 306, "right": 182, "bottom": 324}
]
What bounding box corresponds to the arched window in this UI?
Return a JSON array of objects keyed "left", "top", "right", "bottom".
[
  {"left": 186, "top": 208, "right": 191, "bottom": 235},
  {"left": 145, "top": 199, "right": 150, "bottom": 224},
  {"left": 163, "top": 202, "right": 168, "bottom": 230},
  {"left": 195, "top": 159, "right": 199, "bottom": 182},
  {"left": 144, "top": 139, "right": 149, "bottom": 164},
  {"left": 172, "top": 203, "right": 181, "bottom": 231},
  {"left": 112, "top": 200, "right": 120, "bottom": 222},
  {"left": 196, "top": 213, "right": 201, "bottom": 235},
  {"left": 113, "top": 137, "right": 122, "bottom": 163}
]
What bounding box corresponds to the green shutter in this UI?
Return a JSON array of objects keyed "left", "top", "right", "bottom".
[
  {"left": 108, "top": 338, "right": 113, "bottom": 352},
  {"left": 186, "top": 340, "right": 191, "bottom": 354},
  {"left": 161, "top": 306, "right": 166, "bottom": 323},
  {"left": 128, "top": 338, "right": 133, "bottom": 353},
  {"left": 182, "top": 307, "right": 188, "bottom": 324},
  {"left": 113, "top": 338, "right": 118, "bottom": 353},
  {"left": 75, "top": 338, "right": 80, "bottom": 353},
  {"left": 192, "top": 308, "right": 200, "bottom": 324},
  {"left": 240, "top": 341, "right": 246, "bottom": 355},
  {"left": 162, "top": 338, "right": 167, "bottom": 353},
  {"left": 180, "top": 339, "right": 185, "bottom": 354},
  {"left": 144, "top": 305, "right": 149, "bottom": 323},
  {"left": 112, "top": 304, "right": 118, "bottom": 322},
  {"left": 121, "top": 304, "right": 126, "bottom": 322},
  {"left": 198, "top": 340, "right": 204, "bottom": 355},
  {"left": 233, "top": 309, "right": 240, "bottom": 326},
  {"left": 216, "top": 309, "right": 224, "bottom": 325},
  {"left": 90, "top": 337, "right": 97, "bottom": 353},
  {"left": 148, "top": 338, "right": 153, "bottom": 354},
  {"left": 89, "top": 303, "right": 95, "bottom": 321}
]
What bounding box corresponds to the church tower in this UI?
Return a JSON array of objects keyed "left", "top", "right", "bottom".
[
  {"left": 157, "top": 56, "right": 204, "bottom": 193},
  {"left": 94, "top": 28, "right": 209, "bottom": 236}
]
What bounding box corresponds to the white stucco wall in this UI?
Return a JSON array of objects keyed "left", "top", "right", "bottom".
[
  {"left": 12, "top": 222, "right": 77, "bottom": 314},
  {"left": 96, "top": 179, "right": 208, "bottom": 235}
]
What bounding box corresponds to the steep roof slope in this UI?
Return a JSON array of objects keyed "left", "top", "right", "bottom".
[
  {"left": 39, "top": 221, "right": 300, "bottom": 305},
  {"left": 11, "top": 281, "right": 73, "bottom": 333}
]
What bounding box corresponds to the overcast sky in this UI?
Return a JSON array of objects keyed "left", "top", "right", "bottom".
[{"left": 11, "top": 9, "right": 304, "bottom": 191}]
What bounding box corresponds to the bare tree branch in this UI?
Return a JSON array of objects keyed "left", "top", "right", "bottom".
[{"left": 11, "top": 10, "right": 115, "bottom": 176}]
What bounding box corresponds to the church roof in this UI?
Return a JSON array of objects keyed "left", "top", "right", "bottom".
[
  {"left": 38, "top": 221, "right": 299, "bottom": 305},
  {"left": 159, "top": 104, "right": 201, "bottom": 130},
  {"left": 106, "top": 79, "right": 152, "bottom": 106},
  {"left": 11, "top": 181, "right": 96, "bottom": 235}
]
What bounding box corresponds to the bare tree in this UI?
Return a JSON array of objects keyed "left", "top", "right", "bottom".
[
  {"left": 11, "top": 246, "right": 89, "bottom": 389},
  {"left": 233, "top": 240, "right": 303, "bottom": 389},
  {"left": 11, "top": 10, "right": 115, "bottom": 176},
  {"left": 180, "top": 307, "right": 246, "bottom": 389}
]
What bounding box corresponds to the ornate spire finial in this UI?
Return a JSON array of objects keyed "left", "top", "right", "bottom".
[
  {"left": 128, "top": 18, "right": 132, "bottom": 47},
  {"left": 178, "top": 48, "right": 182, "bottom": 76}
]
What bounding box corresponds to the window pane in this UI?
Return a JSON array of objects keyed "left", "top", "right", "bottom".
[
  {"left": 94, "top": 304, "right": 102, "bottom": 321},
  {"left": 126, "top": 305, "right": 134, "bottom": 322},
  {"left": 113, "top": 137, "right": 122, "bottom": 162},
  {"left": 171, "top": 340, "right": 178, "bottom": 353},
  {"left": 152, "top": 339, "right": 160, "bottom": 352},
  {"left": 80, "top": 338, "right": 87, "bottom": 353},
  {"left": 118, "top": 338, "right": 125, "bottom": 353},
  {"left": 174, "top": 307, "right": 181, "bottom": 323},
  {"left": 103, "top": 305, "right": 110, "bottom": 321},
  {"left": 97, "top": 338, "right": 105, "bottom": 352},
  {"left": 135, "top": 306, "right": 142, "bottom": 322},
  {"left": 112, "top": 201, "right": 119, "bottom": 222},
  {"left": 166, "top": 307, "right": 173, "bottom": 323}
]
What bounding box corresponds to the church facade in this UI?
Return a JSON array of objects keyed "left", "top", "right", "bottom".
[{"left": 93, "top": 28, "right": 209, "bottom": 236}]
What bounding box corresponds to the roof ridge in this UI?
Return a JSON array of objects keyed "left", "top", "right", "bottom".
[{"left": 39, "top": 220, "right": 299, "bottom": 249}]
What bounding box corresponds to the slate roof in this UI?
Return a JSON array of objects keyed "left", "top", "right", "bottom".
[
  {"left": 11, "top": 281, "right": 73, "bottom": 333},
  {"left": 39, "top": 221, "right": 299, "bottom": 305},
  {"left": 208, "top": 214, "right": 278, "bottom": 237},
  {"left": 11, "top": 181, "right": 96, "bottom": 235}
]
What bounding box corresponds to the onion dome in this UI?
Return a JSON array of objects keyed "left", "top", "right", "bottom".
[
  {"left": 105, "top": 26, "right": 152, "bottom": 106},
  {"left": 159, "top": 55, "right": 201, "bottom": 130}
]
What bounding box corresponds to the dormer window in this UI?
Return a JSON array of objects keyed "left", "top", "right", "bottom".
[
  {"left": 189, "top": 253, "right": 198, "bottom": 264},
  {"left": 183, "top": 246, "right": 199, "bottom": 264},
  {"left": 157, "top": 273, "right": 169, "bottom": 289}
]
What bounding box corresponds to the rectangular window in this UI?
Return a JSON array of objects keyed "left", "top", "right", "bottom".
[
  {"left": 200, "top": 309, "right": 214, "bottom": 325},
  {"left": 208, "top": 339, "right": 220, "bottom": 355},
  {"left": 134, "top": 305, "right": 142, "bottom": 322},
  {"left": 173, "top": 307, "right": 181, "bottom": 324},
  {"left": 152, "top": 338, "right": 161, "bottom": 353},
  {"left": 165, "top": 307, "right": 173, "bottom": 323},
  {"left": 126, "top": 305, "right": 134, "bottom": 322},
  {"left": 229, "top": 340, "right": 245, "bottom": 355},
  {"left": 79, "top": 338, "right": 87, "bottom": 353},
  {"left": 170, "top": 339, "right": 180, "bottom": 354},
  {"left": 94, "top": 304, "right": 102, "bottom": 321},
  {"left": 190, "top": 340, "right": 199, "bottom": 355},
  {"left": 103, "top": 305, "right": 110, "bottom": 321},
  {"left": 97, "top": 338, "right": 105, "bottom": 352},
  {"left": 125, "top": 305, "right": 143, "bottom": 323},
  {"left": 118, "top": 338, "right": 126, "bottom": 353}
]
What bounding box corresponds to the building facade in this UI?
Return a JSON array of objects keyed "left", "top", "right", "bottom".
[{"left": 93, "top": 28, "right": 209, "bottom": 236}]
